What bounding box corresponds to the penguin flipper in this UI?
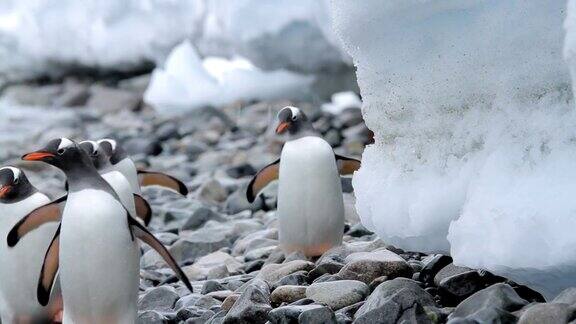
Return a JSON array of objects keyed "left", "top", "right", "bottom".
[
  {"left": 127, "top": 215, "right": 193, "bottom": 292},
  {"left": 137, "top": 170, "right": 188, "bottom": 196},
  {"left": 246, "top": 158, "right": 280, "bottom": 203},
  {"left": 335, "top": 155, "right": 361, "bottom": 175},
  {"left": 38, "top": 224, "right": 60, "bottom": 306},
  {"left": 134, "top": 194, "right": 152, "bottom": 225},
  {"left": 7, "top": 195, "right": 67, "bottom": 247}
]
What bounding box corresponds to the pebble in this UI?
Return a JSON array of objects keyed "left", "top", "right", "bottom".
[
  {"left": 87, "top": 85, "right": 141, "bottom": 112},
  {"left": 270, "top": 285, "right": 307, "bottom": 304},
  {"left": 518, "top": 303, "right": 576, "bottom": 324},
  {"left": 223, "top": 283, "right": 272, "bottom": 324},
  {"left": 137, "top": 310, "right": 169, "bottom": 324},
  {"left": 182, "top": 207, "right": 227, "bottom": 231},
  {"left": 202, "top": 280, "right": 227, "bottom": 294},
  {"left": 448, "top": 283, "right": 528, "bottom": 323},
  {"left": 138, "top": 286, "right": 179, "bottom": 312},
  {"left": 354, "top": 278, "right": 436, "bottom": 323},
  {"left": 168, "top": 232, "right": 230, "bottom": 264},
  {"left": 176, "top": 307, "right": 215, "bottom": 323},
  {"left": 271, "top": 271, "right": 309, "bottom": 289},
  {"left": 268, "top": 304, "right": 337, "bottom": 324},
  {"left": 334, "top": 301, "right": 364, "bottom": 323},
  {"left": 553, "top": 287, "right": 576, "bottom": 305},
  {"left": 306, "top": 280, "right": 369, "bottom": 310},
  {"left": 123, "top": 137, "right": 163, "bottom": 156},
  {"left": 197, "top": 179, "right": 228, "bottom": 204},
  {"left": 338, "top": 249, "right": 413, "bottom": 284},
  {"left": 257, "top": 260, "right": 315, "bottom": 284}
]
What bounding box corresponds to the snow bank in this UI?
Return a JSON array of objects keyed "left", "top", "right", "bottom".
[
  {"left": 331, "top": 0, "right": 576, "bottom": 298},
  {"left": 198, "top": 0, "right": 349, "bottom": 73},
  {"left": 143, "top": 41, "right": 314, "bottom": 114},
  {"left": 0, "top": 0, "right": 348, "bottom": 80},
  {"left": 0, "top": 0, "right": 205, "bottom": 80}
]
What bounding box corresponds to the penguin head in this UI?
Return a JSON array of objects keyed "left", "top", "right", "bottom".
[
  {"left": 97, "top": 138, "right": 126, "bottom": 165},
  {"left": 0, "top": 167, "right": 34, "bottom": 203},
  {"left": 79, "top": 140, "right": 110, "bottom": 171},
  {"left": 276, "top": 106, "right": 311, "bottom": 135},
  {"left": 22, "top": 138, "right": 93, "bottom": 172}
]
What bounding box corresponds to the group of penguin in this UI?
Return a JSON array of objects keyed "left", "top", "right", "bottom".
[
  {"left": 0, "top": 106, "right": 360, "bottom": 324},
  {"left": 0, "top": 137, "right": 189, "bottom": 323}
]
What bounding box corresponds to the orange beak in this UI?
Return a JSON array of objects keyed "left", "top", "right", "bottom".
[
  {"left": 0, "top": 186, "right": 11, "bottom": 198},
  {"left": 22, "top": 152, "right": 54, "bottom": 161},
  {"left": 275, "top": 122, "right": 290, "bottom": 134}
]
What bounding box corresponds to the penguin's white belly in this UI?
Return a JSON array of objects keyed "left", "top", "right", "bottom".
[
  {"left": 113, "top": 159, "right": 141, "bottom": 195},
  {"left": 102, "top": 171, "right": 137, "bottom": 218},
  {"left": 0, "top": 193, "right": 61, "bottom": 323},
  {"left": 60, "top": 189, "right": 139, "bottom": 324},
  {"left": 278, "top": 136, "right": 344, "bottom": 256}
]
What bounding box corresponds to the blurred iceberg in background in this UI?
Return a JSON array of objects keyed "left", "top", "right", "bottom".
[
  {"left": 0, "top": 0, "right": 349, "bottom": 82},
  {"left": 144, "top": 41, "right": 313, "bottom": 113},
  {"left": 331, "top": 0, "right": 576, "bottom": 298},
  {"left": 0, "top": 0, "right": 205, "bottom": 80}
]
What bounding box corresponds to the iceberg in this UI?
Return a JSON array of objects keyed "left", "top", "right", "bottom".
[
  {"left": 331, "top": 0, "right": 576, "bottom": 298},
  {"left": 0, "top": 0, "right": 349, "bottom": 81},
  {"left": 0, "top": 0, "right": 205, "bottom": 80},
  {"left": 198, "top": 0, "right": 349, "bottom": 73},
  {"left": 143, "top": 41, "right": 314, "bottom": 114}
]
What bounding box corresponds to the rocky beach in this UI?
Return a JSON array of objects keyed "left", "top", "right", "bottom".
[{"left": 0, "top": 76, "right": 574, "bottom": 324}]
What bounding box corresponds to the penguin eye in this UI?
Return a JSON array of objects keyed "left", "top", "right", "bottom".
[
  {"left": 291, "top": 115, "right": 298, "bottom": 121},
  {"left": 13, "top": 178, "right": 19, "bottom": 185},
  {"left": 92, "top": 150, "right": 99, "bottom": 156},
  {"left": 57, "top": 148, "right": 65, "bottom": 155}
]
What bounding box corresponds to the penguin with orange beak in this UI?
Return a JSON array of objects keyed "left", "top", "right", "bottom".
[
  {"left": 247, "top": 106, "right": 361, "bottom": 257},
  {"left": 13, "top": 138, "right": 192, "bottom": 323},
  {"left": 0, "top": 167, "right": 62, "bottom": 323}
]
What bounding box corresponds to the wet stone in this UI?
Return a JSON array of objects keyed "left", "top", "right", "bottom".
[{"left": 138, "top": 286, "right": 179, "bottom": 312}]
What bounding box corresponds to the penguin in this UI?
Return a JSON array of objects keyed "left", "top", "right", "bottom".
[
  {"left": 0, "top": 167, "right": 62, "bottom": 323},
  {"left": 15, "top": 138, "right": 192, "bottom": 323},
  {"left": 79, "top": 140, "right": 151, "bottom": 225},
  {"left": 97, "top": 138, "right": 188, "bottom": 196},
  {"left": 6, "top": 140, "right": 151, "bottom": 244},
  {"left": 247, "top": 106, "right": 361, "bottom": 257}
]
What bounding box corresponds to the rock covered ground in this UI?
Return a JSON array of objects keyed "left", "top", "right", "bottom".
[{"left": 1, "top": 77, "right": 576, "bottom": 324}]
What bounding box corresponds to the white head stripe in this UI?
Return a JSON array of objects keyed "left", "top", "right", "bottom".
[
  {"left": 97, "top": 139, "right": 117, "bottom": 151},
  {"left": 277, "top": 106, "right": 301, "bottom": 120},
  {"left": 0, "top": 166, "right": 21, "bottom": 179},
  {"left": 58, "top": 138, "right": 74, "bottom": 150},
  {"left": 79, "top": 140, "right": 98, "bottom": 153},
  {"left": 287, "top": 106, "right": 300, "bottom": 117}
]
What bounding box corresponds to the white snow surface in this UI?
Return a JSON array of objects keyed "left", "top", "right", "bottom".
[
  {"left": 331, "top": 0, "right": 576, "bottom": 298},
  {"left": 143, "top": 41, "right": 314, "bottom": 113},
  {"left": 0, "top": 0, "right": 205, "bottom": 80},
  {"left": 198, "top": 0, "right": 349, "bottom": 73},
  {"left": 0, "top": 0, "right": 348, "bottom": 80}
]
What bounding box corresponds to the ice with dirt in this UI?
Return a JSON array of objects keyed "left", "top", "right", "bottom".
[{"left": 331, "top": 0, "right": 576, "bottom": 298}]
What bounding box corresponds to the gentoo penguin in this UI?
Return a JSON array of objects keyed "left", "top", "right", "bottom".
[
  {"left": 247, "top": 106, "right": 361, "bottom": 257},
  {"left": 97, "top": 138, "right": 188, "bottom": 196},
  {"left": 79, "top": 140, "right": 151, "bottom": 225},
  {"left": 15, "top": 138, "right": 192, "bottom": 323},
  {"left": 0, "top": 167, "right": 62, "bottom": 323}
]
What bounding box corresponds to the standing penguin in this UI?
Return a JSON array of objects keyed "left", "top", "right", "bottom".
[
  {"left": 79, "top": 140, "right": 151, "bottom": 225},
  {"left": 97, "top": 138, "right": 188, "bottom": 196},
  {"left": 0, "top": 167, "right": 62, "bottom": 323},
  {"left": 15, "top": 138, "right": 192, "bottom": 323},
  {"left": 247, "top": 106, "right": 361, "bottom": 257}
]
